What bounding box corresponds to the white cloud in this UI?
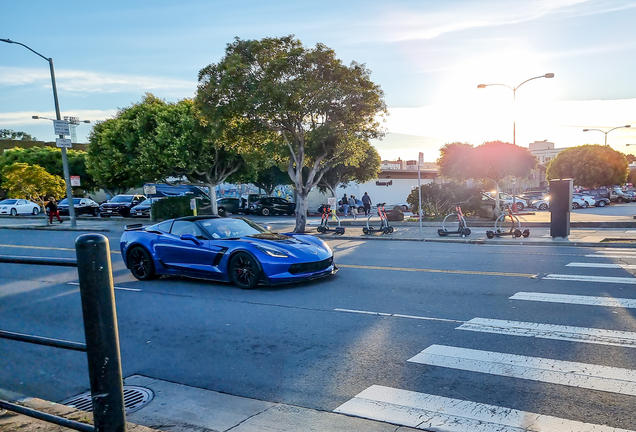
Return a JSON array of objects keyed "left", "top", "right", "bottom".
[
  {"left": 0, "top": 109, "right": 118, "bottom": 126},
  {"left": 0, "top": 66, "right": 196, "bottom": 96}
]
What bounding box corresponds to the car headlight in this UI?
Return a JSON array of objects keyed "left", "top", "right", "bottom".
[{"left": 255, "top": 245, "right": 289, "bottom": 258}]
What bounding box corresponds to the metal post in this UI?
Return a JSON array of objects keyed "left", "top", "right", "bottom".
[
  {"left": 417, "top": 163, "right": 422, "bottom": 237},
  {"left": 50, "top": 58, "right": 77, "bottom": 228},
  {"left": 75, "top": 234, "right": 126, "bottom": 432}
]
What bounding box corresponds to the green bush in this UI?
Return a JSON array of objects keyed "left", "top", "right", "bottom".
[
  {"left": 407, "top": 182, "right": 482, "bottom": 218},
  {"left": 152, "top": 196, "right": 194, "bottom": 220}
]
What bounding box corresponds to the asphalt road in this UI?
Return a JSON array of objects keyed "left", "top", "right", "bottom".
[{"left": 2, "top": 227, "right": 636, "bottom": 430}]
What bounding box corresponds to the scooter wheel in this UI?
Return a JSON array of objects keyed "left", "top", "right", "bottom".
[
  {"left": 363, "top": 227, "right": 370, "bottom": 235},
  {"left": 462, "top": 228, "right": 471, "bottom": 236},
  {"left": 437, "top": 229, "right": 446, "bottom": 237},
  {"left": 317, "top": 226, "right": 325, "bottom": 233},
  {"left": 522, "top": 229, "right": 530, "bottom": 238},
  {"left": 486, "top": 231, "right": 495, "bottom": 239},
  {"left": 514, "top": 229, "right": 522, "bottom": 238},
  {"left": 336, "top": 227, "right": 345, "bottom": 235},
  {"left": 388, "top": 227, "right": 394, "bottom": 233},
  {"left": 382, "top": 227, "right": 390, "bottom": 234}
]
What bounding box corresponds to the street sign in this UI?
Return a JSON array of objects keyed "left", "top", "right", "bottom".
[
  {"left": 327, "top": 197, "right": 336, "bottom": 207},
  {"left": 55, "top": 138, "right": 72, "bottom": 148},
  {"left": 70, "top": 176, "right": 81, "bottom": 186},
  {"left": 418, "top": 152, "right": 424, "bottom": 167},
  {"left": 143, "top": 185, "right": 157, "bottom": 195},
  {"left": 54, "top": 120, "right": 70, "bottom": 136},
  {"left": 190, "top": 198, "right": 197, "bottom": 210}
]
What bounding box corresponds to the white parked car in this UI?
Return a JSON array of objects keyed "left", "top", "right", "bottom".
[
  {"left": 573, "top": 193, "right": 595, "bottom": 208},
  {"left": 531, "top": 195, "right": 587, "bottom": 210},
  {"left": 0, "top": 199, "right": 41, "bottom": 216}
]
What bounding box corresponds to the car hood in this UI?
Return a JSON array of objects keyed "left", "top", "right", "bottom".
[{"left": 239, "top": 233, "right": 331, "bottom": 259}]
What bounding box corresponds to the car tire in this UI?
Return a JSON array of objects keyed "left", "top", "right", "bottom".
[
  {"left": 598, "top": 200, "right": 606, "bottom": 207},
  {"left": 539, "top": 203, "right": 548, "bottom": 210},
  {"left": 261, "top": 207, "right": 270, "bottom": 216},
  {"left": 229, "top": 252, "right": 260, "bottom": 289},
  {"left": 617, "top": 197, "right": 624, "bottom": 203},
  {"left": 10, "top": 208, "right": 17, "bottom": 216},
  {"left": 514, "top": 202, "right": 524, "bottom": 211},
  {"left": 32, "top": 207, "right": 39, "bottom": 215},
  {"left": 572, "top": 202, "right": 579, "bottom": 209},
  {"left": 127, "top": 246, "right": 156, "bottom": 281},
  {"left": 218, "top": 207, "right": 228, "bottom": 217}
]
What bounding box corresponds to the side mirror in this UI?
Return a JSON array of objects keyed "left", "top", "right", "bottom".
[
  {"left": 132, "top": 201, "right": 139, "bottom": 205},
  {"left": 180, "top": 234, "right": 202, "bottom": 245}
]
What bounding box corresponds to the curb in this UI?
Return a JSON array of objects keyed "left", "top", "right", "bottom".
[{"left": 0, "top": 225, "right": 111, "bottom": 232}]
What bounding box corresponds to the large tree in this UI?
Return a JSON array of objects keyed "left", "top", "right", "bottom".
[
  {"left": 252, "top": 165, "right": 293, "bottom": 196},
  {"left": 437, "top": 141, "right": 537, "bottom": 211},
  {"left": 0, "top": 129, "right": 37, "bottom": 141},
  {"left": 546, "top": 144, "right": 628, "bottom": 188},
  {"left": 0, "top": 146, "right": 96, "bottom": 193},
  {"left": 1, "top": 163, "right": 66, "bottom": 207},
  {"left": 317, "top": 143, "right": 381, "bottom": 196},
  {"left": 88, "top": 94, "right": 247, "bottom": 211},
  {"left": 197, "top": 36, "right": 387, "bottom": 232}
]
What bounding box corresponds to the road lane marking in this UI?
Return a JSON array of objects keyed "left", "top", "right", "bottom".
[
  {"left": 334, "top": 385, "right": 633, "bottom": 432},
  {"left": 543, "top": 274, "right": 636, "bottom": 284},
  {"left": 66, "top": 282, "right": 140, "bottom": 292},
  {"left": 510, "top": 292, "right": 636, "bottom": 308},
  {"left": 567, "top": 262, "right": 636, "bottom": 269},
  {"left": 0, "top": 243, "right": 120, "bottom": 254},
  {"left": 408, "top": 344, "right": 636, "bottom": 396},
  {"left": 586, "top": 255, "right": 636, "bottom": 259},
  {"left": 334, "top": 308, "right": 465, "bottom": 323},
  {"left": 458, "top": 318, "right": 636, "bottom": 348},
  {"left": 337, "top": 264, "right": 537, "bottom": 278}
]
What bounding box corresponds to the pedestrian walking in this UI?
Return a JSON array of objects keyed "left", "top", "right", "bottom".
[
  {"left": 341, "top": 194, "right": 349, "bottom": 217},
  {"left": 46, "top": 197, "right": 63, "bottom": 224},
  {"left": 348, "top": 195, "right": 357, "bottom": 220},
  {"left": 362, "top": 192, "right": 372, "bottom": 216}
]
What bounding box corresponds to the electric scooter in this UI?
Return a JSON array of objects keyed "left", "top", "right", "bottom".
[
  {"left": 316, "top": 204, "right": 345, "bottom": 235},
  {"left": 437, "top": 204, "right": 471, "bottom": 237},
  {"left": 363, "top": 203, "right": 394, "bottom": 234},
  {"left": 486, "top": 205, "right": 530, "bottom": 239}
]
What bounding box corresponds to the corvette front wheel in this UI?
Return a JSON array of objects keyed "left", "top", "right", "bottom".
[
  {"left": 229, "top": 252, "right": 260, "bottom": 289},
  {"left": 127, "top": 246, "right": 156, "bottom": 280}
]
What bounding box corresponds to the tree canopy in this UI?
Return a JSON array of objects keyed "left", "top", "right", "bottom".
[
  {"left": 318, "top": 143, "right": 381, "bottom": 196},
  {"left": 0, "top": 146, "right": 96, "bottom": 192},
  {"left": 546, "top": 144, "right": 628, "bottom": 188},
  {"left": 0, "top": 129, "right": 37, "bottom": 141},
  {"left": 1, "top": 163, "right": 66, "bottom": 206},
  {"left": 437, "top": 141, "right": 537, "bottom": 210},
  {"left": 87, "top": 94, "right": 247, "bottom": 208},
  {"left": 197, "top": 35, "right": 387, "bottom": 232}
]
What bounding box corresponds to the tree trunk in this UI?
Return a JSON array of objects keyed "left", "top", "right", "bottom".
[
  {"left": 294, "top": 191, "right": 309, "bottom": 233},
  {"left": 207, "top": 183, "right": 218, "bottom": 215}
]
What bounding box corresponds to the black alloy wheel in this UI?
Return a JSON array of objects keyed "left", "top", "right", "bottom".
[
  {"left": 127, "top": 247, "right": 156, "bottom": 280},
  {"left": 261, "top": 207, "right": 270, "bottom": 216},
  {"left": 229, "top": 252, "right": 260, "bottom": 289}
]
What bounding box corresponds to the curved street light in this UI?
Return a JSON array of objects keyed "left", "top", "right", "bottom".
[
  {"left": 583, "top": 125, "right": 631, "bottom": 146},
  {"left": 477, "top": 73, "right": 554, "bottom": 145},
  {"left": 1, "top": 38, "right": 77, "bottom": 227}
]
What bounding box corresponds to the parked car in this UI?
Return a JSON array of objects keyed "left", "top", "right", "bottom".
[
  {"left": 338, "top": 198, "right": 366, "bottom": 214},
  {"left": 587, "top": 187, "right": 632, "bottom": 203},
  {"left": 390, "top": 202, "right": 412, "bottom": 212},
  {"left": 130, "top": 197, "right": 165, "bottom": 218},
  {"left": 0, "top": 198, "right": 41, "bottom": 216},
  {"left": 99, "top": 194, "right": 147, "bottom": 217},
  {"left": 518, "top": 192, "right": 547, "bottom": 208},
  {"left": 531, "top": 195, "right": 587, "bottom": 210},
  {"left": 572, "top": 193, "right": 595, "bottom": 208},
  {"left": 217, "top": 197, "right": 241, "bottom": 216},
  {"left": 239, "top": 194, "right": 267, "bottom": 214},
  {"left": 250, "top": 197, "right": 296, "bottom": 216},
  {"left": 120, "top": 216, "right": 336, "bottom": 288},
  {"left": 58, "top": 198, "right": 100, "bottom": 216},
  {"left": 481, "top": 192, "right": 526, "bottom": 211},
  {"left": 593, "top": 196, "right": 610, "bottom": 207}
]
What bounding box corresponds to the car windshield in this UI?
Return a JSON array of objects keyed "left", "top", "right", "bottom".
[
  {"left": 1, "top": 199, "right": 17, "bottom": 205},
  {"left": 198, "top": 217, "right": 270, "bottom": 239},
  {"left": 111, "top": 196, "right": 134, "bottom": 203}
]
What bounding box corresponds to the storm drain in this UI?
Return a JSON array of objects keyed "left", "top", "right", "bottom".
[{"left": 63, "top": 386, "right": 154, "bottom": 414}]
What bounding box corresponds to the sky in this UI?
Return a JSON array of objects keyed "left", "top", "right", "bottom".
[{"left": 2, "top": 0, "right": 636, "bottom": 163}]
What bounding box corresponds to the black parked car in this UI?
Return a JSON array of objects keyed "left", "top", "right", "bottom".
[
  {"left": 130, "top": 197, "right": 165, "bottom": 218},
  {"left": 58, "top": 198, "right": 100, "bottom": 216},
  {"left": 250, "top": 197, "right": 295, "bottom": 216},
  {"left": 217, "top": 197, "right": 241, "bottom": 216},
  {"left": 99, "top": 194, "right": 146, "bottom": 217}
]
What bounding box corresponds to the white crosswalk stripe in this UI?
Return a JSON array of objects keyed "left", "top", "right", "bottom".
[
  {"left": 408, "top": 344, "right": 636, "bottom": 396},
  {"left": 566, "top": 262, "right": 636, "bottom": 269},
  {"left": 510, "top": 292, "right": 636, "bottom": 308},
  {"left": 542, "top": 274, "right": 636, "bottom": 284},
  {"left": 335, "top": 385, "right": 634, "bottom": 432}
]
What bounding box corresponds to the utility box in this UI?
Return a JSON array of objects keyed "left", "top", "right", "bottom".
[{"left": 549, "top": 179, "right": 573, "bottom": 238}]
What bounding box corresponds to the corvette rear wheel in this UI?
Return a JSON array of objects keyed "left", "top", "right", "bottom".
[
  {"left": 127, "top": 246, "right": 156, "bottom": 280},
  {"left": 229, "top": 252, "right": 260, "bottom": 289}
]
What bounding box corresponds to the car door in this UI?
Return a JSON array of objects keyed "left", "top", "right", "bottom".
[
  {"left": 16, "top": 199, "right": 29, "bottom": 214},
  {"left": 153, "top": 220, "right": 224, "bottom": 277}
]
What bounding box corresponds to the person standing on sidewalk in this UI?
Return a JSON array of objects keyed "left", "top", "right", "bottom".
[
  {"left": 348, "top": 195, "right": 357, "bottom": 220},
  {"left": 362, "top": 192, "right": 372, "bottom": 216},
  {"left": 341, "top": 194, "right": 349, "bottom": 217},
  {"left": 46, "top": 197, "right": 63, "bottom": 224}
]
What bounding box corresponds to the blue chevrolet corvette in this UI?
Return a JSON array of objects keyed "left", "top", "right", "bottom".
[{"left": 120, "top": 216, "right": 337, "bottom": 289}]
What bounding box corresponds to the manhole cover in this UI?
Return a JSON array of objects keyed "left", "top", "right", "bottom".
[{"left": 63, "top": 386, "right": 153, "bottom": 414}]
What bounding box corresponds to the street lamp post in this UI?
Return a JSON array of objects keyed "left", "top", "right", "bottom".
[
  {"left": 477, "top": 73, "right": 554, "bottom": 145},
  {"left": 583, "top": 125, "right": 631, "bottom": 146},
  {"left": 1, "top": 38, "right": 77, "bottom": 227}
]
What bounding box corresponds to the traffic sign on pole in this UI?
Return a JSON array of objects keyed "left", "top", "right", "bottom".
[
  {"left": 56, "top": 138, "right": 72, "bottom": 148},
  {"left": 54, "top": 120, "right": 70, "bottom": 136}
]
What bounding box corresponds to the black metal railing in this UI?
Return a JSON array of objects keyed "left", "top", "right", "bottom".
[{"left": 0, "top": 234, "right": 127, "bottom": 432}]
